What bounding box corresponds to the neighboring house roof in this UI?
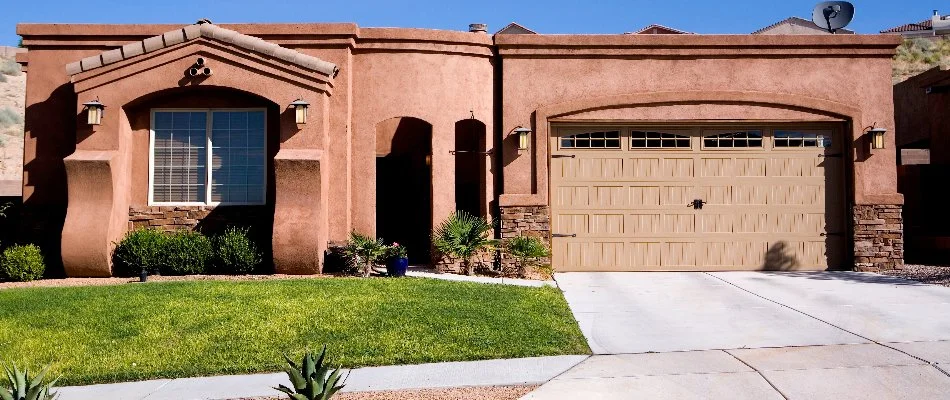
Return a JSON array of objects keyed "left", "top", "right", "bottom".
[
  {"left": 628, "top": 24, "right": 693, "bottom": 34},
  {"left": 65, "top": 21, "right": 339, "bottom": 78},
  {"left": 753, "top": 17, "right": 854, "bottom": 35},
  {"left": 881, "top": 19, "right": 932, "bottom": 34},
  {"left": 495, "top": 22, "right": 537, "bottom": 35}
]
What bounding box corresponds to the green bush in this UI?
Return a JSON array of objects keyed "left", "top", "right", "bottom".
[
  {"left": 505, "top": 236, "right": 551, "bottom": 278},
  {"left": 432, "top": 211, "right": 497, "bottom": 275},
  {"left": 0, "top": 58, "right": 21, "bottom": 76},
  {"left": 0, "top": 107, "right": 22, "bottom": 131},
  {"left": 113, "top": 228, "right": 168, "bottom": 277},
  {"left": 212, "top": 227, "right": 261, "bottom": 274},
  {"left": 162, "top": 230, "right": 212, "bottom": 276},
  {"left": 0, "top": 244, "right": 45, "bottom": 282},
  {"left": 342, "top": 232, "right": 386, "bottom": 277}
]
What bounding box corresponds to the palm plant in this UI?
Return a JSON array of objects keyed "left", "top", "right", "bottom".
[
  {"left": 505, "top": 236, "right": 551, "bottom": 278},
  {"left": 432, "top": 211, "right": 497, "bottom": 275},
  {"left": 342, "top": 232, "right": 386, "bottom": 277},
  {"left": 275, "top": 346, "right": 347, "bottom": 400},
  {"left": 1, "top": 363, "right": 59, "bottom": 400}
]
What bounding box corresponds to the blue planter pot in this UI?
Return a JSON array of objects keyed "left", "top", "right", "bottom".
[{"left": 386, "top": 257, "right": 409, "bottom": 277}]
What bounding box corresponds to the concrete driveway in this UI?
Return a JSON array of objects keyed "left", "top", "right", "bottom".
[{"left": 524, "top": 272, "right": 950, "bottom": 399}]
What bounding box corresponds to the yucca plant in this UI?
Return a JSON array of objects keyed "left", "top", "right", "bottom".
[
  {"left": 275, "top": 346, "right": 347, "bottom": 400},
  {"left": 342, "top": 232, "right": 386, "bottom": 277},
  {"left": 1, "top": 363, "right": 59, "bottom": 400},
  {"left": 432, "top": 211, "right": 497, "bottom": 275},
  {"left": 505, "top": 235, "right": 551, "bottom": 278}
]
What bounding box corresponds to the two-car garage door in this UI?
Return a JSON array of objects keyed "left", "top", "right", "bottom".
[{"left": 550, "top": 125, "right": 845, "bottom": 271}]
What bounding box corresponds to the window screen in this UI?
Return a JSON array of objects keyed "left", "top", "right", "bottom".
[
  {"left": 560, "top": 131, "right": 621, "bottom": 149},
  {"left": 703, "top": 130, "right": 763, "bottom": 148},
  {"left": 630, "top": 131, "right": 691, "bottom": 148},
  {"left": 774, "top": 131, "right": 832, "bottom": 148},
  {"left": 152, "top": 110, "right": 266, "bottom": 205}
]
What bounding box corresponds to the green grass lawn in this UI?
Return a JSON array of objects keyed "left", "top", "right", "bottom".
[{"left": 0, "top": 277, "right": 589, "bottom": 385}]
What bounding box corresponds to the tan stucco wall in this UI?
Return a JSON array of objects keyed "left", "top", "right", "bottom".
[{"left": 15, "top": 23, "right": 902, "bottom": 275}]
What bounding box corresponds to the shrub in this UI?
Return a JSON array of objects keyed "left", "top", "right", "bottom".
[
  {"left": 0, "top": 363, "right": 59, "bottom": 400},
  {"left": 112, "top": 228, "right": 168, "bottom": 277},
  {"left": 0, "top": 107, "right": 22, "bottom": 131},
  {"left": 212, "top": 227, "right": 261, "bottom": 274},
  {"left": 161, "top": 230, "right": 212, "bottom": 276},
  {"left": 0, "top": 244, "right": 45, "bottom": 282},
  {"left": 504, "top": 236, "right": 551, "bottom": 278},
  {"left": 432, "top": 211, "right": 496, "bottom": 275},
  {"left": 275, "top": 346, "right": 347, "bottom": 400},
  {"left": 342, "top": 232, "right": 386, "bottom": 277},
  {"left": 0, "top": 58, "right": 21, "bottom": 76}
]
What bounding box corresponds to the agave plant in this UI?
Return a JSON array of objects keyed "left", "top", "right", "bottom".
[
  {"left": 505, "top": 235, "right": 551, "bottom": 278},
  {"left": 275, "top": 346, "right": 347, "bottom": 400},
  {"left": 0, "top": 363, "right": 59, "bottom": 400},
  {"left": 432, "top": 211, "right": 497, "bottom": 275},
  {"left": 342, "top": 232, "right": 387, "bottom": 277}
]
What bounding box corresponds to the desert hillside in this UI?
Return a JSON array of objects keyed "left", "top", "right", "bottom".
[
  {"left": 893, "top": 38, "right": 950, "bottom": 83},
  {"left": 0, "top": 52, "right": 25, "bottom": 184}
]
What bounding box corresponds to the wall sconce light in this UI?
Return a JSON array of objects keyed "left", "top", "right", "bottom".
[
  {"left": 868, "top": 126, "right": 887, "bottom": 150},
  {"left": 513, "top": 126, "right": 532, "bottom": 150},
  {"left": 289, "top": 99, "right": 309, "bottom": 124},
  {"left": 82, "top": 98, "right": 105, "bottom": 125}
]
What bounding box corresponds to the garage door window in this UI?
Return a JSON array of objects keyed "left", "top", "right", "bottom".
[
  {"left": 630, "top": 131, "right": 691, "bottom": 149},
  {"left": 774, "top": 131, "right": 832, "bottom": 148},
  {"left": 703, "top": 130, "right": 763, "bottom": 148},
  {"left": 560, "top": 131, "right": 621, "bottom": 149}
]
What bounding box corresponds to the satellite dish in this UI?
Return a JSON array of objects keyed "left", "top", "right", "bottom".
[{"left": 812, "top": 1, "right": 854, "bottom": 33}]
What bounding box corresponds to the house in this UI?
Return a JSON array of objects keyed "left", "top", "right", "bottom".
[
  {"left": 893, "top": 66, "right": 950, "bottom": 262},
  {"left": 881, "top": 10, "right": 950, "bottom": 38},
  {"left": 626, "top": 24, "right": 692, "bottom": 34},
  {"left": 13, "top": 20, "right": 903, "bottom": 277},
  {"left": 753, "top": 17, "right": 854, "bottom": 35},
  {"left": 496, "top": 22, "right": 537, "bottom": 35}
]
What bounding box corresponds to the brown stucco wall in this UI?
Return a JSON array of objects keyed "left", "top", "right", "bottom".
[{"left": 16, "top": 23, "right": 904, "bottom": 275}]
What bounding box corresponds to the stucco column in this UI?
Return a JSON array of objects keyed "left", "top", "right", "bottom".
[
  {"left": 430, "top": 122, "right": 455, "bottom": 230},
  {"left": 272, "top": 149, "right": 326, "bottom": 274}
]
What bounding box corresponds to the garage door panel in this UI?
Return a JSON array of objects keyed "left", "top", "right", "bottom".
[{"left": 551, "top": 126, "right": 845, "bottom": 272}]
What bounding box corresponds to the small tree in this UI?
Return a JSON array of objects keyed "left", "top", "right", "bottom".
[
  {"left": 432, "top": 211, "right": 496, "bottom": 275},
  {"left": 342, "top": 232, "right": 386, "bottom": 277},
  {"left": 505, "top": 236, "right": 551, "bottom": 278}
]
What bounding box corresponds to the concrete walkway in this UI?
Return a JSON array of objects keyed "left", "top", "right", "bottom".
[
  {"left": 524, "top": 271, "right": 950, "bottom": 399},
  {"left": 58, "top": 355, "right": 587, "bottom": 400}
]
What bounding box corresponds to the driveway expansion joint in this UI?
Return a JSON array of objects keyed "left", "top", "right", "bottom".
[{"left": 724, "top": 350, "right": 790, "bottom": 400}]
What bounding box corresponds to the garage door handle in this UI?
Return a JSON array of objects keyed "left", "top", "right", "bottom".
[
  {"left": 551, "top": 154, "right": 576, "bottom": 159},
  {"left": 552, "top": 233, "right": 577, "bottom": 238}
]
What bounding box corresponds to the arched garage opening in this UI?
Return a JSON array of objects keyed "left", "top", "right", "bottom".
[{"left": 376, "top": 117, "right": 433, "bottom": 264}]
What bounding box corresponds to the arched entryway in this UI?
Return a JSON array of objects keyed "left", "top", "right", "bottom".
[
  {"left": 454, "top": 119, "right": 487, "bottom": 217},
  {"left": 376, "top": 117, "right": 433, "bottom": 264}
]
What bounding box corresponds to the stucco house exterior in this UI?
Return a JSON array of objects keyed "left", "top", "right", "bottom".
[{"left": 14, "top": 20, "right": 904, "bottom": 276}]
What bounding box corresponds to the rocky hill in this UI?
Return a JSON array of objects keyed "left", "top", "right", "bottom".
[
  {"left": 893, "top": 38, "right": 950, "bottom": 83},
  {"left": 0, "top": 52, "right": 25, "bottom": 184}
]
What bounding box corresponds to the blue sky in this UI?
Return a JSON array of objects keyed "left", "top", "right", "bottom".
[{"left": 2, "top": 0, "right": 943, "bottom": 46}]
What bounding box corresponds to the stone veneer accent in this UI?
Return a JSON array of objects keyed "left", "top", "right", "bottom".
[
  {"left": 499, "top": 205, "right": 552, "bottom": 271},
  {"left": 853, "top": 204, "right": 904, "bottom": 271},
  {"left": 129, "top": 205, "right": 273, "bottom": 232}
]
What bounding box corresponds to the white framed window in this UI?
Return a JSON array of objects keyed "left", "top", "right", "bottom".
[{"left": 149, "top": 109, "right": 266, "bottom": 206}]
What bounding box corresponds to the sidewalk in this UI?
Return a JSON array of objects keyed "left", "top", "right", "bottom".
[{"left": 57, "top": 355, "right": 588, "bottom": 400}]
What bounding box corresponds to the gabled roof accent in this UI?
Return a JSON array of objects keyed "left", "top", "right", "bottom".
[
  {"left": 881, "top": 19, "right": 932, "bottom": 33},
  {"left": 495, "top": 22, "right": 537, "bottom": 35},
  {"left": 628, "top": 24, "right": 693, "bottom": 35},
  {"left": 753, "top": 17, "right": 854, "bottom": 35},
  {"left": 65, "top": 21, "right": 339, "bottom": 78}
]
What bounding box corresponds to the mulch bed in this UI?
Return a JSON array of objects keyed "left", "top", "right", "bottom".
[
  {"left": 880, "top": 264, "right": 950, "bottom": 287},
  {"left": 237, "top": 385, "right": 538, "bottom": 400}
]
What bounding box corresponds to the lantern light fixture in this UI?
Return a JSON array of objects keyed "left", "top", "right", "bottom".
[
  {"left": 513, "top": 126, "right": 532, "bottom": 150},
  {"left": 868, "top": 126, "right": 887, "bottom": 150},
  {"left": 82, "top": 98, "right": 105, "bottom": 125},
  {"left": 290, "top": 99, "right": 309, "bottom": 125}
]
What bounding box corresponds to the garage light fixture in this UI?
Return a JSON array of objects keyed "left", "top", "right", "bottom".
[
  {"left": 290, "top": 99, "right": 309, "bottom": 125},
  {"left": 82, "top": 98, "right": 105, "bottom": 125},
  {"left": 868, "top": 126, "right": 887, "bottom": 150},
  {"left": 513, "top": 126, "right": 532, "bottom": 150}
]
